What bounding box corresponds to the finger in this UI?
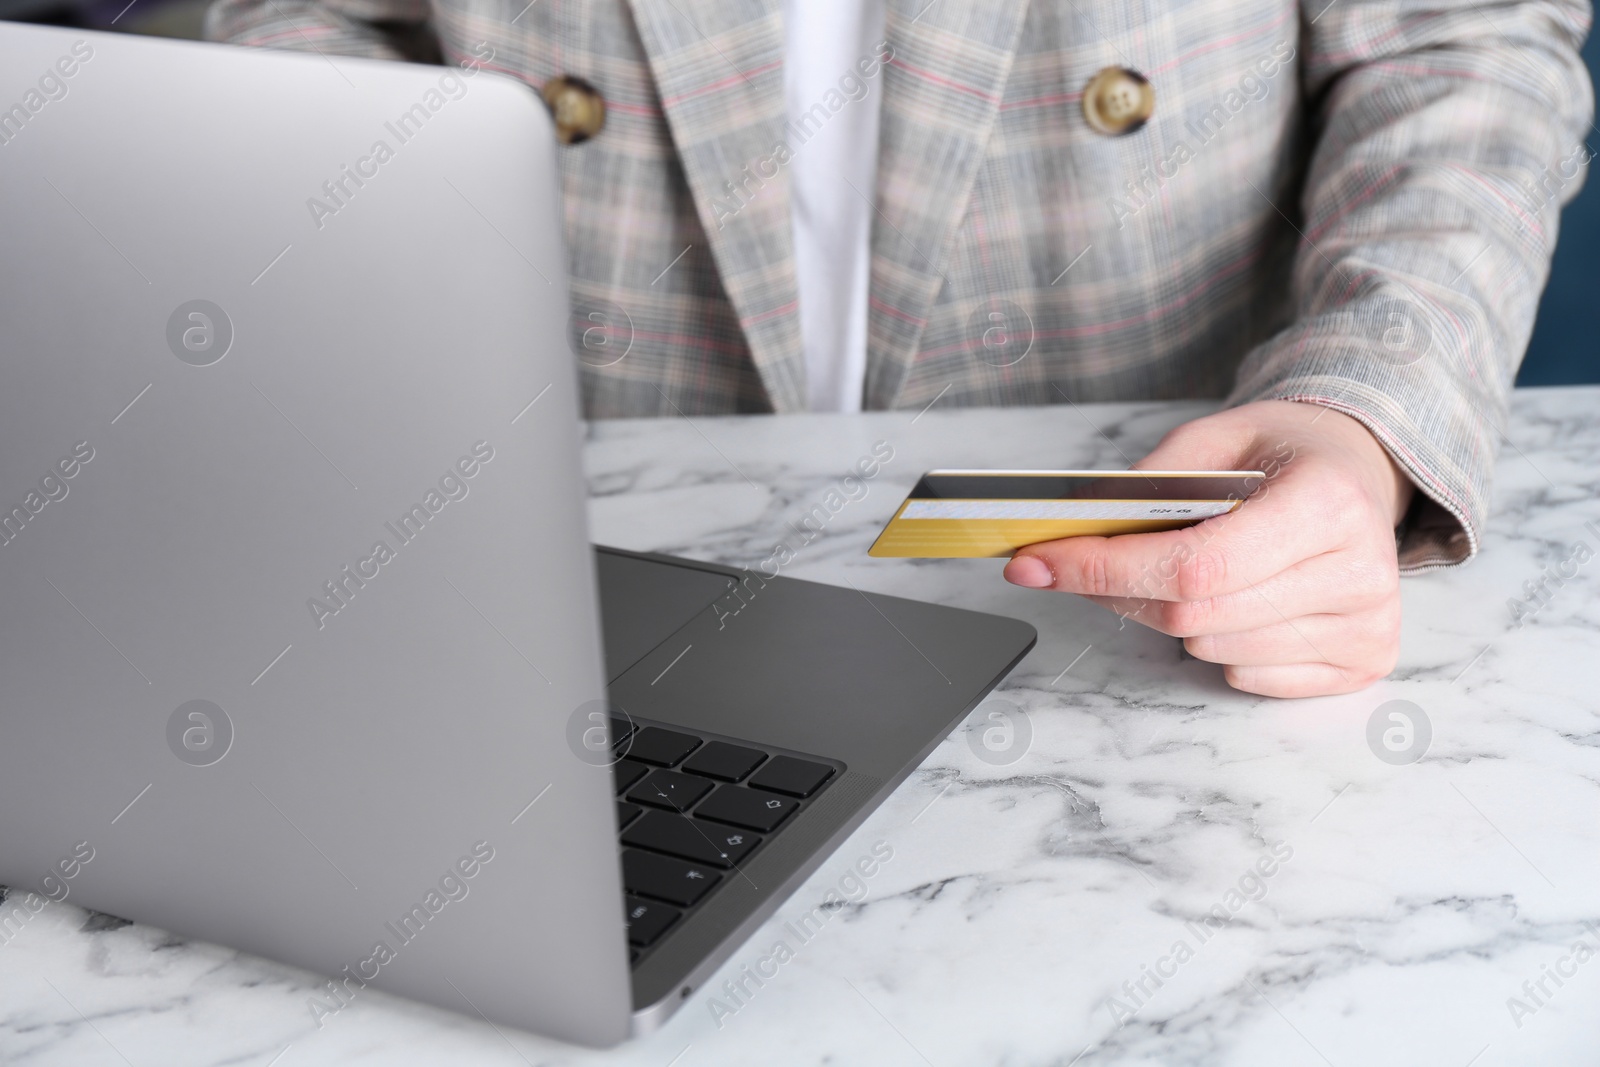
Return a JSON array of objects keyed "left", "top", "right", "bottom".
[
  {"left": 1078, "top": 548, "right": 1396, "bottom": 637},
  {"left": 1007, "top": 474, "right": 1339, "bottom": 602},
  {"left": 1223, "top": 662, "right": 1386, "bottom": 698},
  {"left": 1181, "top": 605, "right": 1400, "bottom": 668}
]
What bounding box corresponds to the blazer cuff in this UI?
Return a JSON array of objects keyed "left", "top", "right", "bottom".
[{"left": 1227, "top": 378, "right": 1480, "bottom": 574}]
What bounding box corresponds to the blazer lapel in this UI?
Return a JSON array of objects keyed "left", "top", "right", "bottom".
[
  {"left": 862, "top": 0, "right": 1031, "bottom": 409},
  {"left": 625, "top": 0, "right": 806, "bottom": 412}
]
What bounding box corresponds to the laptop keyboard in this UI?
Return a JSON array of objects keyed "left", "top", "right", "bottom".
[{"left": 609, "top": 718, "right": 839, "bottom": 966}]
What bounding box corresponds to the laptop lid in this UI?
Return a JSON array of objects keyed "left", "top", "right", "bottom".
[{"left": 0, "top": 23, "right": 632, "bottom": 1046}]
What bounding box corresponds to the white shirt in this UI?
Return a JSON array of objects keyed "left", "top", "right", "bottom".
[{"left": 782, "top": 0, "right": 888, "bottom": 412}]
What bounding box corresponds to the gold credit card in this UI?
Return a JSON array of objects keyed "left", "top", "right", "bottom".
[{"left": 868, "top": 469, "right": 1265, "bottom": 558}]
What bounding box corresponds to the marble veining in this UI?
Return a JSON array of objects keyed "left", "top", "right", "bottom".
[{"left": 5, "top": 389, "right": 1600, "bottom": 1065}]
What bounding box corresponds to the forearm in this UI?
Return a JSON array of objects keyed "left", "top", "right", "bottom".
[{"left": 1228, "top": 0, "right": 1593, "bottom": 571}]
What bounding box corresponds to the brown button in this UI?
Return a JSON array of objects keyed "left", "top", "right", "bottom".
[
  {"left": 1082, "top": 66, "right": 1154, "bottom": 136},
  {"left": 542, "top": 75, "right": 606, "bottom": 145}
]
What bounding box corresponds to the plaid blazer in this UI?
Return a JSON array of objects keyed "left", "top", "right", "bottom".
[{"left": 206, "top": 0, "right": 1592, "bottom": 571}]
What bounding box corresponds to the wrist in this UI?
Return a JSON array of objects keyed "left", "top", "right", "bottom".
[
  {"left": 1280, "top": 403, "right": 1420, "bottom": 527},
  {"left": 1353, "top": 420, "right": 1415, "bottom": 527},
  {"left": 1313, "top": 405, "right": 1415, "bottom": 527},
  {"left": 1385, "top": 451, "right": 1416, "bottom": 527}
]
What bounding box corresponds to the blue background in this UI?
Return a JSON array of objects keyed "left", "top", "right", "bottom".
[{"left": 1519, "top": 28, "right": 1600, "bottom": 385}]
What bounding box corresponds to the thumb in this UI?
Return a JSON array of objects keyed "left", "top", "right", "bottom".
[{"left": 1131, "top": 411, "right": 1258, "bottom": 472}]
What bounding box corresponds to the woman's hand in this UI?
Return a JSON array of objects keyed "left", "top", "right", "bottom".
[{"left": 1002, "top": 400, "right": 1416, "bottom": 697}]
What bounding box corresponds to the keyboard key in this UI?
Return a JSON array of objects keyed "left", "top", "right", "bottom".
[
  {"left": 695, "top": 785, "right": 799, "bottom": 832},
  {"left": 622, "top": 810, "right": 761, "bottom": 868},
  {"left": 682, "top": 741, "right": 767, "bottom": 782},
  {"left": 609, "top": 716, "right": 637, "bottom": 748},
  {"left": 627, "top": 769, "right": 714, "bottom": 812},
  {"left": 626, "top": 727, "right": 702, "bottom": 767},
  {"left": 615, "top": 801, "right": 643, "bottom": 830},
  {"left": 623, "top": 849, "right": 721, "bottom": 907},
  {"left": 623, "top": 893, "right": 681, "bottom": 946},
  {"left": 613, "top": 759, "right": 649, "bottom": 794},
  {"left": 749, "top": 756, "right": 834, "bottom": 798}
]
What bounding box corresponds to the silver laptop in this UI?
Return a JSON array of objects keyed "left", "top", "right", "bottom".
[{"left": 0, "top": 22, "right": 1035, "bottom": 1046}]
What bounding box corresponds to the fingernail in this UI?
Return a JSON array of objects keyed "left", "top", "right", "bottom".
[{"left": 1003, "top": 555, "right": 1053, "bottom": 589}]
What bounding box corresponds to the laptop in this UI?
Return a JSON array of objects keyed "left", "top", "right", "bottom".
[{"left": 0, "top": 23, "right": 1035, "bottom": 1046}]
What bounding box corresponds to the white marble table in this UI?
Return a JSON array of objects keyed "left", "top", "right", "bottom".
[{"left": 6, "top": 389, "right": 1600, "bottom": 1066}]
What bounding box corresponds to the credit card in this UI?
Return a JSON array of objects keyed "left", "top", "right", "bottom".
[{"left": 868, "top": 469, "right": 1265, "bottom": 558}]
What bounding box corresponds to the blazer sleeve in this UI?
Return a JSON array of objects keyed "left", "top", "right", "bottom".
[
  {"left": 1225, "top": 0, "right": 1594, "bottom": 572},
  {"left": 202, "top": 0, "right": 437, "bottom": 62}
]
